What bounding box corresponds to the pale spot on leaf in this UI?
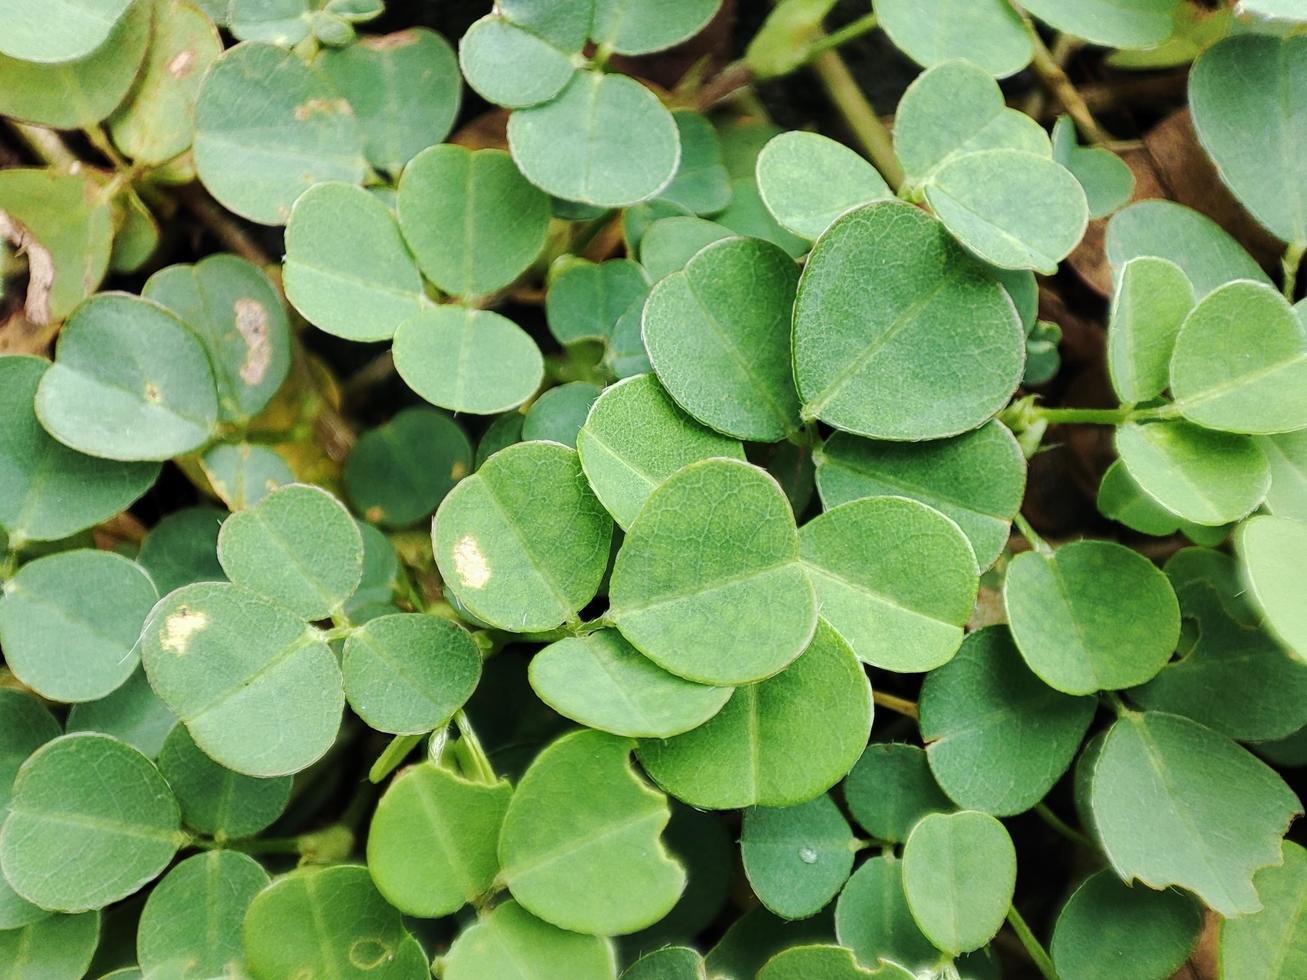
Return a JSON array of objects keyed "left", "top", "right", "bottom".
[
  {"left": 234, "top": 298, "right": 272, "bottom": 385},
  {"left": 363, "top": 29, "right": 418, "bottom": 50},
  {"left": 144, "top": 381, "right": 162, "bottom": 404},
  {"left": 454, "top": 535, "right": 491, "bottom": 589},
  {"left": 450, "top": 460, "right": 468, "bottom": 480},
  {"left": 166, "top": 48, "right": 196, "bottom": 79},
  {"left": 161, "top": 607, "right": 208, "bottom": 654},
  {"left": 349, "top": 938, "right": 393, "bottom": 970}
]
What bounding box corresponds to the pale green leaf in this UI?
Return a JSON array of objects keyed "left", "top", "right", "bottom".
[
  {"left": 64, "top": 669, "right": 176, "bottom": 760},
  {"left": 1238, "top": 515, "right": 1307, "bottom": 658},
  {"left": 0, "top": 0, "right": 133, "bottom": 62},
  {"left": 833, "top": 856, "right": 947, "bottom": 976},
  {"left": 755, "top": 131, "right": 891, "bottom": 240},
  {"left": 200, "top": 443, "right": 293, "bottom": 511},
  {"left": 1219, "top": 841, "right": 1307, "bottom": 980},
  {"left": 0, "top": 912, "right": 100, "bottom": 980},
  {"left": 546, "top": 258, "right": 649, "bottom": 346},
  {"left": 442, "top": 900, "right": 617, "bottom": 980},
  {"left": 1107, "top": 256, "right": 1195, "bottom": 404},
  {"left": 458, "top": 15, "right": 575, "bottom": 109},
  {"left": 591, "top": 0, "right": 721, "bottom": 55},
  {"left": 874, "top": 0, "right": 1031, "bottom": 78},
  {"left": 1021, "top": 0, "right": 1179, "bottom": 49}
]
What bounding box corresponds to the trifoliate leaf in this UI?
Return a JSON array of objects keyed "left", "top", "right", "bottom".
[
  {"left": 442, "top": 900, "right": 617, "bottom": 980},
  {"left": 800, "top": 496, "right": 978, "bottom": 672},
  {"left": 34, "top": 293, "right": 218, "bottom": 462},
  {"left": 1021, "top": 0, "right": 1178, "bottom": 49},
  {"left": 1005, "top": 540, "right": 1180, "bottom": 695},
  {"left": 1219, "top": 841, "right": 1307, "bottom": 980},
  {"left": 576, "top": 373, "right": 745, "bottom": 529},
  {"left": 546, "top": 259, "right": 649, "bottom": 346},
  {"left": 458, "top": 14, "right": 576, "bottom": 109},
  {"left": 793, "top": 202, "right": 1024, "bottom": 440},
  {"left": 499, "top": 729, "right": 685, "bottom": 935},
  {"left": 344, "top": 408, "right": 471, "bottom": 528},
  {"left": 874, "top": 0, "right": 1031, "bottom": 78},
  {"left": 433, "top": 441, "right": 612, "bottom": 632},
  {"left": 0, "top": 733, "right": 181, "bottom": 912},
  {"left": 0, "top": 549, "right": 157, "bottom": 703},
  {"left": 156, "top": 725, "right": 290, "bottom": 839},
  {"left": 522, "top": 382, "right": 602, "bottom": 449},
  {"left": 1238, "top": 515, "right": 1307, "bottom": 658},
  {"left": 140, "top": 582, "right": 344, "bottom": 777},
  {"left": 755, "top": 131, "right": 891, "bottom": 240},
  {"left": 1107, "top": 257, "right": 1195, "bottom": 404},
  {"left": 901, "top": 810, "right": 1016, "bottom": 955},
  {"left": 64, "top": 669, "right": 176, "bottom": 760},
  {"left": 200, "top": 443, "right": 293, "bottom": 511},
  {"left": 1091, "top": 710, "right": 1301, "bottom": 916},
  {"left": 608, "top": 458, "right": 816, "bottom": 685},
  {"left": 834, "top": 856, "right": 950, "bottom": 976},
  {"left": 843, "top": 743, "right": 952, "bottom": 844},
  {"left": 636, "top": 621, "right": 872, "bottom": 809},
  {"left": 741, "top": 794, "right": 856, "bottom": 920},
  {"left": 920, "top": 626, "right": 1095, "bottom": 816},
  {"left": 529, "top": 629, "right": 731, "bottom": 738}
]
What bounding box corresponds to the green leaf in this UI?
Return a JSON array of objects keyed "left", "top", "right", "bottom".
[
  {"left": 759, "top": 945, "right": 912, "bottom": 980},
  {"left": 1050, "top": 869, "right": 1202, "bottom": 980},
  {"left": 547, "top": 259, "right": 649, "bottom": 346},
  {"left": 0, "top": 549, "right": 157, "bottom": 703},
  {"left": 793, "top": 202, "right": 1025, "bottom": 440},
  {"left": 34, "top": 293, "right": 219, "bottom": 462},
  {"left": 1170, "top": 281, "right": 1307, "bottom": 435},
  {"left": 608, "top": 458, "right": 816, "bottom": 685},
  {"left": 0, "top": 911, "right": 100, "bottom": 980},
  {"left": 143, "top": 254, "right": 291, "bottom": 425},
  {"left": 140, "top": 582, "right": 344, "bottom": 777},
  {"left": 344, "top": 407, "right": 471, "bottom": 528},
  {"left": 1190, "top": 35, "right": 1307, "bottom": 245},
  {"left": 1050, "top": 116, "right": 1134, "bottom": 219},
  {"left": 156, "top": 725, "right": 290, "bottom": 838},
  {"left": 193, "top": 42, "right": 366, "bottom": 225},
  {"left": 343, "top": 613, "right": 480, "bottom": 735},
  {"left": 591, "top": 0, "right": 721, "bottom": 55},
  {"left": 920, "top": 626, "right": 1096, "bottom": 816},
  {"left": 834, "top": 856, "right": 938, "bottom": 975},
  {"left": 658, "top": 111, "right": 731, "bottom": 216},
  {"left": 800, "top": 496, "right": 978, "bottom": 672},
  {"left": 1021, "top": 0, "right": 1178, "bottom": 49},
  {"left": 622, "top": 946, "right": 705, "bottom": 980},
  {"left": 499, "top": 729, "right": 685, "bottom": 936},
  {"left": 476, "top": 412, "right": 525, "bottom": 468},
  {"left": 367, "top": 761, "right": 512, "bottom": 917},
  {"left": 1096, "top": 712, "right": 1304, "bottom": 918},
  {"left": 924, "top": 149, "right": 1088, "bottom": 274},
  {"left": 0, "top": 0, "right": 133, "bottom": 62},
  {"left": 392, "top": 306, "right": 544, "bottom": 415},
  {"left": 458, "top": 15, "right": 576, "bottom": 109},
  {"left": 523, "top": 382, "right": 602, "bottom": 449},
  {"left": 1220, "top": 841, "right": 1307, "bottom": 980},
  {"left": 345, "top": 520, "right": 400, "bottom": 622},
  {"left": 1105, "top": 199, "right": 1271, "bottom": 299},
  {"left": 0, "top": 356, "right": 159, "bottom": 545},
  {"left": 843, "top": 743, "right": 952, "bottom": 844},
  {"left": 639, "top": 216, "right": 735, "bottom": 281},
  {"left": 744, "top": 0, "right": 838, "bottom": 79},
  {"left": 200, "top": 443, "right": 294, "bottom": 511},
  {"left": 607, "top": 292, "right": 655, "bottom": 378},
  {"left": 65, "top": 669, "right": 176, "bottom": 760},
  {"left": 1238, "top": 515, "right": 1307, "bottom": 658},
  {"left": 0, "top": 733, "right": 181, "bottom": 912},
  {"left": 107, "top": 0, "right": 222, "bottom": 165},
  {"left": 1107, "top": 256, "right": 1195, "bottom": 404},
  {"left": 636, "top": 620, "right": 871, "bottom": 809},
  {"left": 283, "top": 181, "right": 427, "bottom": 343},
  {"left": 397, "top": 145, "right": 551, "bottom": 299},
  {"left": 715, "top": 176, "right": 809, "bottom": 258},
  {"left": 644, "top": 236, "right": 802, "bottom": 442},
  {"left": 1005, "top": 540, "right": 1180, "bottom": 695},
  {"left": 433, "top": 441, "right": 612, "bottom": 632},
  {"left": 901, "top": 810, "right": 1016, "bottom": 955},
  {"left": 742, "top": 794, "right": 856, "bottom": 920},
  {"left": 229, "top": 0, "right": 309, "bottom": 44},
  {"left": 576, "top": 373, "right": 745, "bottom": 529},
  {"left": 494, "top": 0, "right": 590, "bottom": 51},
  {"left": 875, "top": 0, "right": 1030, "bottom": 78},
  {"left": 1097, "top": 459, "right": 1197, "bottom": 538},
  {"left": 529, "top": 629, "right": 731, "bottom": 738},
  {"left": 755, "top": 131, "right": 892, "bottom": 240},
  {"left": 508, "top": 71, "right": 681, "bottom": 208},
  {"left": 815, "top": 422, "right": 1025, "bottom": 571},
  {"left": 319, "top": 28, "right": 460, "bottom": 175},
  {"left": 242, "top": 865, "right": 429, "bottom": 978},
  {"left": 217, "top": 483, "right": 363, "bottom": 620},
  {"left": 1260, "top": 429, "right": 1307, "bottom": 521},
  {"left": 0, "top": 0, "right": 150, "bottom": 129},
  {"left": 137, "top": 850, "right": 269, "bottom": 976},
  {"left": 706, "top": 905, "right": 836, "bottom": 980},
  {"left": 442, "top": 900, "right": 617, "bottom": 980}
]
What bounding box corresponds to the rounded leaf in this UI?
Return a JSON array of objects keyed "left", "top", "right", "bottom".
[
  {"left": 1260, "top": 429, "right": 1307, "bottom": 522},
  {"left": 758, "top": 945, "right": 914, "bottom": 980},
  {"left": 1219, "top": 841, "right": 1307, "bottom": 980},
  {"left": 1238, "top": 515, "right": 1307, "bottom": 657},
  {"left": 1107, "top": 256, "right": 1196, "bottom": 404},
  {"left": 64, "top": 669, "right": 176, "bottom": 760},
  {"left": 1021, "top": 0, "right": 1176, "bottom": 49},
  {"left": 522, "top": 381, "right": 602, "bottom": 449},
  {"left": 741, "top": 794, "right": 856, "bottom": 920},
  {"left": 546, "top": 258, "right": 649, "bottom": 346},
  {"left": 459, "top": 14, "right": 575, "bottom": 108},
  {"left": 834, "top": 856, "right": 942, "bottom": 976},
  {"left": 875, "top": 0, "right": 1031, "bottom": 78},
  {"left": 200, "top": 443, "right": 294, "bottom": 512},
  {"left": 442, "top": 900, "right": 617, "bottom": 980},
  {"left": 591, "top": 0, "right": 720, "bottom": 55},
  {"left": 0, "top": 911, "right": 100, "bottom": 979},
  {"left": 843, "top": 743, "right": 952, "bottom": 844},
  {"left": 156, "top": 725, "right": 290, "bottom": 839},
  {"left": 0, "top": 0, "right": 133, "bottom": 62},
  {"left": 755, "top": 131, "right": 891, "bottom": 240},
  {"left": 344, "top": 407, "right": 471, "bottom": 528}
]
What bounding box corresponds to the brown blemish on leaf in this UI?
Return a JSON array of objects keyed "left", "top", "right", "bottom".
[
  {"left": 363, "top": 29, "right": 419, "bottom": 50},
  {"left": 294, "top": 98, "right": 336, "bottom": 121},
  {"left": 234, "top": 298, "right": 272, "bottom": 385},
  {"left": 365, "top": 505, "right": 385, "bottom": 523},
  {"left": 0, "top": 211, "right": 55, "bottom": 326},
  {"left": 161, "top": 607, "right": 209, "bottom": 654},
  {"left": 450, "top": 460, "right": 468, "bottom": 480},
  {"left": 453, "top": 534, "right": 491, "bottom": 589},
  {"left": 166, "top": 48, "right": 197, "bottom": 78},
  {"left": 144, "top": 381, "right": 163, "bottom": 403}
]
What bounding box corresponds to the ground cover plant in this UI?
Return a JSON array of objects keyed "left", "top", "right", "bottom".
[{"left": 0, "top": 0, "right": 1305, "bottom": 977}]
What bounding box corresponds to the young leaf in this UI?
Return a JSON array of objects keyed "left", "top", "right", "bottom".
[
  {"left": 140, "top": 582, "right": 344, "bottom": 777},
  {"left": 242, "top": 865, "right": 429, "bottom": 977},
  {"left": 843, "top": 743, "right": 952, "bottom": 844},
  {"left": 528, "top": 629, "right": 731, "bottom": 738},
  {"left": 499, "top": 729, "right": 686, "bottom": 936},
  {"left": 576, "top": 373, "right": 745, "bottom": 529},
  {"left": 755, "top": 131, "right": 891, "bottom": 240},
  {"left": 591, "top": 0, "right": 721, "bottom": 55},
  {"left": 1091, "top": 710, "right": 1301, "bottom": 916},
  {"left": 815, "top": 422, "right": 1026, "bottom": 571},
  {"left": 793, "top": 202, "right": 1025, "bottom": 440},
  {"left": 1004, "top": 539, "right": 1180, "bottom": 695},
  {"left": 0, "top": 733, "right": 181, "bottom": 912},
  {"left": 137, "top": 850, "right": 269, "bottom": 976},
  {"left": 442, "top": 900, "right": 617, "bottom": 980},
  {"left": 1107, "top": 257, "right": 1195, "bottom": 404},
  {"left": 546, "top": 258, "right": 649, "bottom": 346},
  {"left": 1020, "top": 0, "right": 1178, "bottom": 50},
  {"left": 0, "top": 0, "right": 133, "bottom": 63},
  {"left": 459, "top": 14, "right": 577, "bottom": 109},
  {"left": 1238, "top": 515, "right": 1307, "bottom": 658},
  {"left": 741, "top": 794, "right": 856, "bottom": 920},
  {"left": 392, "top": 306, "right": 544, "bottom": 415},
  {"left": 156, "top": 725, "right": 290, "bottom": 839},
  {"left": 834, "top": 856, "right": 949, "bottom": 976},
  {"left": 0, "top": 549, "right": 157, "bottom": 703},
  {"left": 1050, "top": 870, "right": 1202, "bottom": 980},
  {"left": 397, "top": 145, "right": 551, "bottom": 299},
  {"left": 34, "top": 293, "right": 219, "bottom": 462},
  {"left": 0, "top": 911, "right": 100, "bottom": 979},
  {"left": 1219, "top": 841, "right": 1307, "bottom": 980},
  {"left": 874, "top": 0, "right": 1031, "bottom": 78},
  {"left": 636, "top": 620, "right": 872, "bottom": 809},
  {"left": 920, "top": 626, "right": 1096, "bottom": 816},
  {"left": 901, "top": 810, "right": 1016, "bottom": 955},
  {"left": 522, "top": 381, "right": 602, "bottom": 449},
  {"left": 433, "top": 441, "right": 612, "bottom": 631},
  {"left": 800, "top": 496, "right": 978, "bottom": 672},
  {"left": 217, "top": 483, "right": 363, "bottom": 621},
  {"left": 343, "top": 407, "right": 471, "bottom": 528},
  {"left": 193, "top": 42, "right": 366, "bottom": 225},
  {"left": 608, "top": 458, "right": 816, "bottom": 685},
  {"left": 201, "top": 443, "right": 294, "bottom": 511}
]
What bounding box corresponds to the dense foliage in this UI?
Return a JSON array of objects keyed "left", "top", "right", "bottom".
[{"left": 0, "top": 0, "right": 1305, "bottom": 977}]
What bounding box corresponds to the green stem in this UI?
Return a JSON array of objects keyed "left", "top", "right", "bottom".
[
  {"left": 1283, "top": 241, "right": 1306, "bottom": 302},
  {"left": 369, "top": 732, "right": 426, "bottom": 784},
  {"left": 1103, "top": 691, "right": 1129, "bottom": 717},
  {"left": 803, "top": 12, "right": 878, "bottom": 63},
  {"left": 1006, "top": 904, "right": 1060, "bottom": 980},
  {"left": 1017, "top": 12, "right": 1111, "bottom": 146},
  {"left": 1030, "top": 403, "right": 1179, "bottom": 426},
  {"left": 808, "top": 47, "right": 905, "bottom": 191},
  {"left": 453, "top": 710, "right": 497, "bottom": 785},
  {"left": 1013, "top": 512, "right": 1052, "bottom": 556},
  {"left": 1032, "top": 802, "right": 1093, "bottom": 849}
]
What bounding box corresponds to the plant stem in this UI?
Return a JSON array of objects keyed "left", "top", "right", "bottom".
[
  {"left": 1283, "top": 241, "right": 1306, "bottom": 302},
  {"left": 453, "top": 710, "right": 497, "bottom": 785},
  {"left": 873, "top": 690, "right": 919, "bottom": 720},
  {"left": 804, "top": 12, "right": 878, "bottom": 63},
  {"left": 1013, "top": 512, "right": 1052, "bottom": 555},
  {"left": 1103, "top": 691, "right": 1129, "bottom": 716},
  {"left": 82, "top": 124, "right": 130, "bottom": 172},
  {"left": 1006, "top": 904, "right": 1060, "bottom": 980},
  {"left": 808, "top": 47, "right": 905, "bottom": 191},
  {"left": 1031, "top": 406, "right": 1128, "bottom": 425},
  {"left": 1032, "top": 802, "right": 1093, "bottom": 849},
  {"left": 1018, "top": 14, "right": 1111, "bottom": 146},
  {"left": 369, "top": 732, "right": 425, "bottom": 783}
]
